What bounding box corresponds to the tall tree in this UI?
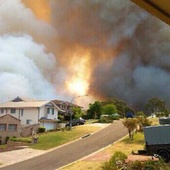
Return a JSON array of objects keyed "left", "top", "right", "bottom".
[
  {"left": 72, "top": 107, "right": 83, "bottom": 119},
  {"left": 87, "top": 101, "right": 102, "bottom": 119},
  {"left": 101, "top": 103, "right": 117, "bottom": 115},
  {"left": 101, "top": 98, "right": 135, "bottom": 117},
  {"left": 145, "top": 98, "right": 166, "bottom": 114}
]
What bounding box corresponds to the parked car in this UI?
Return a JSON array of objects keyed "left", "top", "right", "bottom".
[{"left": 65, "top": 118, "right": 85, "bottom": 127}]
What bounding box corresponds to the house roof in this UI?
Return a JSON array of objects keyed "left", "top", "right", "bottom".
[
  {"left": 53, "top": 99, "right": 83, "bottom": 108},
  {"left": 0, "top": 96, "right": 61, "bottom": 110},
  {"left": 131, "top": 0, "right": 170, "bottom": 25},
  {"left": 0, "top": 101, "right": 50, "bottom": 108},
  {"left": 0, "top": 114, "right": 21, "bottom": 122}
]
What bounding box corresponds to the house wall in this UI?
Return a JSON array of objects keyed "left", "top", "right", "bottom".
[
  {"left": 39, "top": 105, "right": 58, "bottom": 120},
  {"left": 0, "top": 114, "right": 21, "bottom": 144},
  {"left": 47, "top": 108, "right": 58, "bottom": 120},
  {"left": 20, "top": 108, "right": 39, "bottom": 125},
  {"left": 0, "top": 108, "right": 39, "bottom": 125},
  {"left": 0, "top": 102, "right": 59, "bottom": 129}
]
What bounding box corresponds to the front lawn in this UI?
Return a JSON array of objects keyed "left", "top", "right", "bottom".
[{"left": 30, "top": 125, "right": 101, "bottom": 150}]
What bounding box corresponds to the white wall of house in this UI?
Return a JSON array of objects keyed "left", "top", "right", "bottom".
[
  {"left": 46, "top": 108, "right": 58, "bottom": 120},
  {"left": 39, "top": 104, "right": 59, "bottom": 120},
  {"left": 0, "top": 108, "right": 38, "bottom": 125},
  {"left": 0, "top": 108, "right": 20, "bottom": 120},
  {"left": 39, "top": 106, "right": 46, "bottom": 119},
  {"left": 0, "top": 102, "right": 59, "bottom": 126},
  {"left": 20, "top": 108, "right": 39, "bottom": 125}
]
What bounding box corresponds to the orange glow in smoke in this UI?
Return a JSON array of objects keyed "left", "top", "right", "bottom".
[
  {"left": 23, "top": 0, "right": 51, "bottom": 23},
  {"left": 66, "top": 52, "right": 91, "bottom": 96}
]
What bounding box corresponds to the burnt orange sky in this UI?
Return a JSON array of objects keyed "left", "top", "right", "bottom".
[{"left": 23, "top": 0, "right": 51, "bottom": 23}]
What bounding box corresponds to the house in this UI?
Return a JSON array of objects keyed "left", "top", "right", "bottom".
[
  {"left": 52, "top": 99, "right": 82, "bottom": 117},
  {"left": 0, "top": 114, "right": 21, "bottom": 144},
  {"left": 0, "top": 96, "right": 64, "bottom": 131}
]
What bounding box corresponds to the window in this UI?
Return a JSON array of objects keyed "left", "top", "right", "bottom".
[
  {"left": 52, "top": 109, "right": 54, "bottom": 115},
  {"left": 62, "top": 105, "right": 66, "bottom": 109},
  {"left": 8, "top": 124, "right": 17, "bottom": 131},
  {"left": 0, "top": 109, "right": 4, "bottom": 113},
  {"left": 47, "top": 108, "right": 50, "bottom": 114},
  {"left": 11, "top": 108, "right": 16, "bottom": 114},
  {"left": 21, "top": 109, "right": 24, "bottom": 116},
  {"left": 0, "top": 124, "right": 6, "bottom": 131},
  {"left": 26, "top": 119, "right": 32, "bottom": 125}
]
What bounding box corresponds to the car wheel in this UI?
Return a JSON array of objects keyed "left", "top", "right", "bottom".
[{"left": 158, "top": 150, "right": 170, "bottom": 163}]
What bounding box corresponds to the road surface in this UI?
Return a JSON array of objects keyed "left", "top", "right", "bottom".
[{"left": 0, "top": 120, "right": 127, "bottom": 170}]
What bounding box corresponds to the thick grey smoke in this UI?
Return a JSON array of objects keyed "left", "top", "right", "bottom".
[
  {"left": 50, "top": 0, "right": 170, "bottom": 109},
  {"left": 0, "top": 0, "right": 170, "bottom": 109},
  {"left": 0, "top": 0, "right": 58, "bottom": 101},
  {"left": 0, "top": 35, "right": 57, "bottom": 101}
]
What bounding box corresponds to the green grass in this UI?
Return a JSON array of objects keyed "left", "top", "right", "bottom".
[
  {"left": 122, "top": 132, "right": 145, "bottom": 145},
  {"left": 30, "top": 125, "right": 101, "bottom": 150}
]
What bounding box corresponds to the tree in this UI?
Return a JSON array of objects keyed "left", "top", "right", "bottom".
[
  {"left": 72, "top": 107, "right": 83, "bottom": 119},
  {"left": 122, "top": 118, "right": 138, "bottom": 140},
  {"left": 101, "top": 98, "right": 135, "bottom": 117},
  {"left": 87, "top": 101, "right": 102, "bottom": 119},
  {"left": 145, "top": 98, "right": 166, "bottom": 114},
  {"left": 136, "top": 111, "right": 145, "bottom": 117},
  {"left": 101, "top": 103, "right": 117, "bottom": 116},
  {"left": 136, "top": 116, "right": 152, "bottom": 132}
]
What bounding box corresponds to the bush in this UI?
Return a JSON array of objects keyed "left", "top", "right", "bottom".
[
  {"left": 38, "top": 127, "right": 46, "bottom": 133},
  {"left": 99, "top": 116, "right": 113, "bottom": 123},
  {"left": 102, "top": 151, "right": 127, "bottom": 170},
  {"left": 102, "top": 151, "right": 168, "bottom": 170},
  {"left": 10, "top": 137, "right": 32, "bottom": 143},
  {"left": 6, "top": 136, "right": 10, "bottom": 143}
]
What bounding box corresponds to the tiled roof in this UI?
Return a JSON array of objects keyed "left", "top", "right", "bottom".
[
  {"left": 53, "top": 99, "right": 82, "bottom": 108},
  {"left": 0, "top": 114, "right": 21, "bottom": 121},
  {"left": 0, "top": 100, "right": 50, "bottom": 108}
]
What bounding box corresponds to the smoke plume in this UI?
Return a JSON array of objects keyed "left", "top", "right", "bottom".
[{"left": 0, "top": 0, "right": 170, "bottom": 109}]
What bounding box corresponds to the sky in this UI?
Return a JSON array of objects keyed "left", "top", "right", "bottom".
[{"left": 0, "top": 0, "right": 170, "bottom": 109}]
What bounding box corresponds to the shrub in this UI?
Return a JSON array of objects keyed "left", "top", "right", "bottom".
[
  {"left": 129, "top": 160, "right": 143, "bottom": 170},
  {"left": 99, "top": 116, "right": 113, "bottom": 123},
  {"left": 6, "top": 136, "right": 10, "bottom": 143},
  {"left": 10, "top": 137, "right": 32, "bottom": 143},
  {"left": 38, "top": 126, "right": 46, "bottom": 133},
  {"left": 102, "top": 151, "right": 168, "bottom": 170},
  {"left": 102, "top": 151, "right": 127, "bottom": 170}
]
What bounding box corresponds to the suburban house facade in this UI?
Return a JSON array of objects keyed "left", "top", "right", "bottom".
[
  {"left": 52, "top": 99, "right": 82, "bottom": 116},
  {"left": 0, "top": 96, "right": 64, "bottom": 131},
  {"left": 0, "top": 114, "right": 21, "bottom": 144}
]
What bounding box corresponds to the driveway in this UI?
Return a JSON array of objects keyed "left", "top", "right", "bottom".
[{"left": 0, "top": 120, "right": 127, "bottom": 170}]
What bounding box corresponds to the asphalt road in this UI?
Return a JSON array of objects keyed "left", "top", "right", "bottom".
[{"left": 0, "top": 120, "right": 127, "bottom": 170}]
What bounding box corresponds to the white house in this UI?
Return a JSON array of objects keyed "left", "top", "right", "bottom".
[{"left": 0, "top": 96, "right": 64, "bottom": 131}]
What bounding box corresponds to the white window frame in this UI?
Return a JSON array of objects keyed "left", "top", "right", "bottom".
[
  {"left": 11, "top": 108, "right": 16, "bottom": 114},
  {"left": 21, "top": 109, "right": 24, "bottom": 116},
  {"left": 26, "top": 119, "right": 32, "bottom": 125}
]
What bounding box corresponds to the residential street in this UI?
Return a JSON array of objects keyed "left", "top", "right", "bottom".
[{"left": 0, "top": 120, "right": 127, "bottom": 170}]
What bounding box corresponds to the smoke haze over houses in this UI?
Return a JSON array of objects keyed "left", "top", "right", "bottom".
[{"left": 0, "top": 0, "right": 170, "bottom": 109}]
